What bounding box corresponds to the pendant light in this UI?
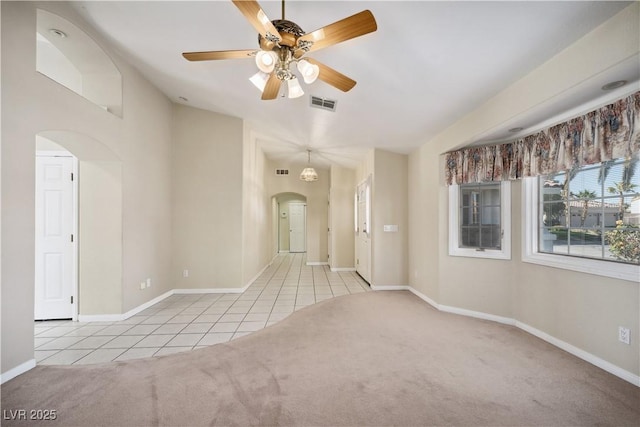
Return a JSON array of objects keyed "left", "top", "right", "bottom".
[{"left": 300, "top": 149, "right": 318, "bottom": 182}]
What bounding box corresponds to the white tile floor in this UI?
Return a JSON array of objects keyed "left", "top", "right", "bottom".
[{"left": 34, "top": 253, "right": 369, "bottom": 365}]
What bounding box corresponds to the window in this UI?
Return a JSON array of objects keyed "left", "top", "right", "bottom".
[
  {"left": 449, "top": 181, "right": 511, "bottom": 259},
  {"left": 523, "top": 157, "right": 640, "bottom": 281}
]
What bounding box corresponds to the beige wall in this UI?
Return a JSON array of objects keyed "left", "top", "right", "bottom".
[
  {"left": 266, "top": 159, "right": 329, "bottom": 263},
  {"left": 242, "top": 128, "right": 272, "bottom": 286},
  {"left": 355, "top": 149, "right": 409, "bottom": 287},
  {"left": 372, "top": 150, "right": 409, "bottom": 287},
  {"left": 329, "top": 166, "right": 356, "bottom": 270},
  {"left": 408, "top": 3, "right": 640, "bottom": 376},
  {"left": 2, "top": 1, "right": 173, "bottom": 375},
  {"left": 171, "top": 104, "right": 244, "bottom": 289}
]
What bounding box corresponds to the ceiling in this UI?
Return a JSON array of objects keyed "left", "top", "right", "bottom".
[{"left": 70, "top": 1, "right": 636, "bottom": 168}]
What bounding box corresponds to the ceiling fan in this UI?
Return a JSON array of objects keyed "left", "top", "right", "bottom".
[{"left": 182, "top": 0, "right": 377, "bottom": 100}]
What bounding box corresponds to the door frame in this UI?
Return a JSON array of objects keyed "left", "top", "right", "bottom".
[{"left": 35, "top": 151, "right": 79, "bottom": 321}]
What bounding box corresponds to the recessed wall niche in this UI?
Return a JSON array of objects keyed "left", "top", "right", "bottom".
[{"left": 36, "top": 9, "right": 123, "bottom": 117}]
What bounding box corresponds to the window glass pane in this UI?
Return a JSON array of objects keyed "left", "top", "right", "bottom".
[
  {"left": 605, "top": 226, "right": 640, "bottom": 264},
  {"left": 569, "top": 165, "right": 602, "bottom": 198},
  {"left": 481, "top": 207, "right": 500, "bottom": 225},
  {"left": 459, "top": 183, "right": 500, "bottom": 250},
  {"left": 537, "top": 156, "right": 639, "bottom": 265}
]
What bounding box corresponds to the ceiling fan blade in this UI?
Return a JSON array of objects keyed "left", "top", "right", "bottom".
[
  {"left": 232, "top": 0, "right": 282, "bottom": 47},
  {"left": 261, "top": 73, "right": 281, "bottom": 100},
  {"left": 182, "top": 49, "right": 257, "bottom": 61},
  {"left": 306, "top": 58, "right": 356, "bottom": 92},
  {"left": 295, "top": 10, "right": 377, "bottom": 56}
]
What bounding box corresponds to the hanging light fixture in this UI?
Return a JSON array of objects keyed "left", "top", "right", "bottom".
[{"left": 300, "top": 149, "right": 318, "bottom": 182}]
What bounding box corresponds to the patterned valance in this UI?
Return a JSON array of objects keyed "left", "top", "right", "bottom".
[{"left": 445, "top": 91, "right": 640, "bottom": 185}]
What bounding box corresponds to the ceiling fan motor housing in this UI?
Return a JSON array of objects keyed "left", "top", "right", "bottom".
[{"left": 259, "top": 19, "right": 304, "bottom": 49}]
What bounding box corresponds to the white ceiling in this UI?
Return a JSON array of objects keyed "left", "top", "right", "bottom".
[{"left": 71, "top": 1, "right": 636, "bottom": 168}]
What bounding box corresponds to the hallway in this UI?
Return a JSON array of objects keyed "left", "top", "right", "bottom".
[{"left": 33, "top": 254, "right": 369, "bottom": 365}]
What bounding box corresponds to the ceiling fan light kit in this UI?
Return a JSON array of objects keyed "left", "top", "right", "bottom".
[{"left": 182, "top": 0, "right": 377, "bottom": 100}]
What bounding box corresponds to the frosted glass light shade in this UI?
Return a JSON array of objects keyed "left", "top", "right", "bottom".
[
  {"left": 255, "top": 50, "right": 278, "bottom": 73},
  {"left": 297, "top": 59, "right": 319, "bottom": 84},
  {"left": 249, "top": 71, "right": 270, "bottom": 92},
  {"left": 287, "top": 78, "right": 304, "bottom": 98},
  {"left": 300, "top": 167, "right": 318, "bottom": 182}
]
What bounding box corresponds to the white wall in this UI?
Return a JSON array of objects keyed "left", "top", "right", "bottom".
[
  {"left": 408, "top": 3, "right": 640, "bottom": 377},
  {"left": 1, "top": 1, "right": 173, "bottom": 377}
]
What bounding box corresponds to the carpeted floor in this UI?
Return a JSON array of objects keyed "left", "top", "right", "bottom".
[{"left": 2, "top": 291, "right": 639, "bottom": 426}]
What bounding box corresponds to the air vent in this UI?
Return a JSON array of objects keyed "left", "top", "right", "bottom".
[
  {"left": 275, "top": 169, "right": 289, "bottom": 176},
  {"left": 310, "top": 96, "right": 337, "bottom": 112}
]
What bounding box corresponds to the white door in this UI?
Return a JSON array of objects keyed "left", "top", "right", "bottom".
[
  {"left": 35, "top": 155, "right": 75, "bottom": 320},
  {"left": 289, "top": 203, "right": 306, "bottom": 253},
  {"left": 356, "top": 178, "right": 371, "bottom": 283}
]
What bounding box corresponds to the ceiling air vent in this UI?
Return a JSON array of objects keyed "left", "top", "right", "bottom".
[
  {"left": 275, "top": 169, "right": 289, "bottom": 176},
  {"left": 310, "top": 96, "right": 337, "bottom": 112}
]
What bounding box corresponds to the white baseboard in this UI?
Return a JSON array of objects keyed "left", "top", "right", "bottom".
[
  {"left": 439, "top": 304, "right": 515, "bottom": 326},
  {"left": 401, "top": 286, "right": 639, "bottom": 387},
  {"left": 1, "top": 359, "right": 36, "bottom": 384},
  {"left": 371, "top": 285, "right": 409, "bottom": 291},
  {"left": 330, "top": 267, "right": 356, "bottom": 272},
  {"left": 306, "top": 262, "right": 329, "bottom": 266},
  {"left": 516, "top": 321, "right": 640, "bottom": 387},
  {"left": 78, "top": 290, "right": 174, "bottom": 323}
]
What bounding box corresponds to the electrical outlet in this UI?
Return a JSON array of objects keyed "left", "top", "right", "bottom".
[
  {"left": 183, "top": 269, "right": 189, "bottom": 278},
  {"left": 618, "top": 326, "right": 630, "bottom": 345},
  {"left": 140, "top": 281, "right": 145, "bottom": 290},
  {"left": 146, "top": 278, "right": 151, "bottom": 288}
]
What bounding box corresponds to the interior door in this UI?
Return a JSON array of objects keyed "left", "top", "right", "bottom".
[
  {"left": 289, "top": 203, "right": 306, "bottom": 253},
  {"left": 356, "top": 177, "right": 372, "bottom": 283},
  {"left": 35, "top": 155, "right": 75, "bottom": 320}
]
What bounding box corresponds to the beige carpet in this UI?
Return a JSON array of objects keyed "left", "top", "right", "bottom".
[{"left": 2, "top": 291, "right": 639, "bottom": 426}]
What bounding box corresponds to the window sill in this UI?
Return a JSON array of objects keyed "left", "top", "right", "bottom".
[
  {"left": 523, "top": 250, "right": 639, "bottom": 282},
  {"left": 449, "top": 247, "right": 511, "bottom": 260}
]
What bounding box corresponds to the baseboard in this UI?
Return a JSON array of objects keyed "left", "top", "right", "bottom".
[
  {"left": 77, "top": 313, "right": 127, "bottom": 322},
  {"left": 406, "top": 286, "right": 439, "bottom": 310},
  {"left": 402, "top": 285, "right": 639, "bottom": 387},
  {"left": 78, "top": 290, "right": 174, "bottom": 322},
  {"left": 371, "top": 285, "right": 410, "bottom": 291},
  {"left": 1, "top": 359, "right": 36, "bottom": 384},
  {"left": 516, "top": 321, "right": 640, "bottom": 387},
  {"left": 122, "top": 290, "right": 174, "bottom": 319},
  {"left": 330, "top": 267, "right": 356, "bottom": 272},
  {"left": 306, "top": 262, "right": 329, "bottom": 266},
  {"left": 439, "top": 304, "right": 515, "bottom": 326}
]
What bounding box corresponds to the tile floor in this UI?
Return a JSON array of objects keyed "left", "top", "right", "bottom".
[{"left": 34, "top": 253, "right": 370, "bottom": 365}]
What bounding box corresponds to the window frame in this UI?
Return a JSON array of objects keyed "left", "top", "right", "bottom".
[
  {"left": 522, "top": 177, "right": 640, "bottom": 282},
  {"left": 448, "top": 181, "right": 511, "bottom": 260}
]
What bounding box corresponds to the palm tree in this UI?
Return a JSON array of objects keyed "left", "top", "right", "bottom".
[
  {"left": 599, "top": 156, "right": 638, "bottom": 221},
  {"left": 608, "top": 181, "right": 639, "bottom": 221},
  {"left": 572, "top": 190, "right": 597, "bottom": 226}
]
